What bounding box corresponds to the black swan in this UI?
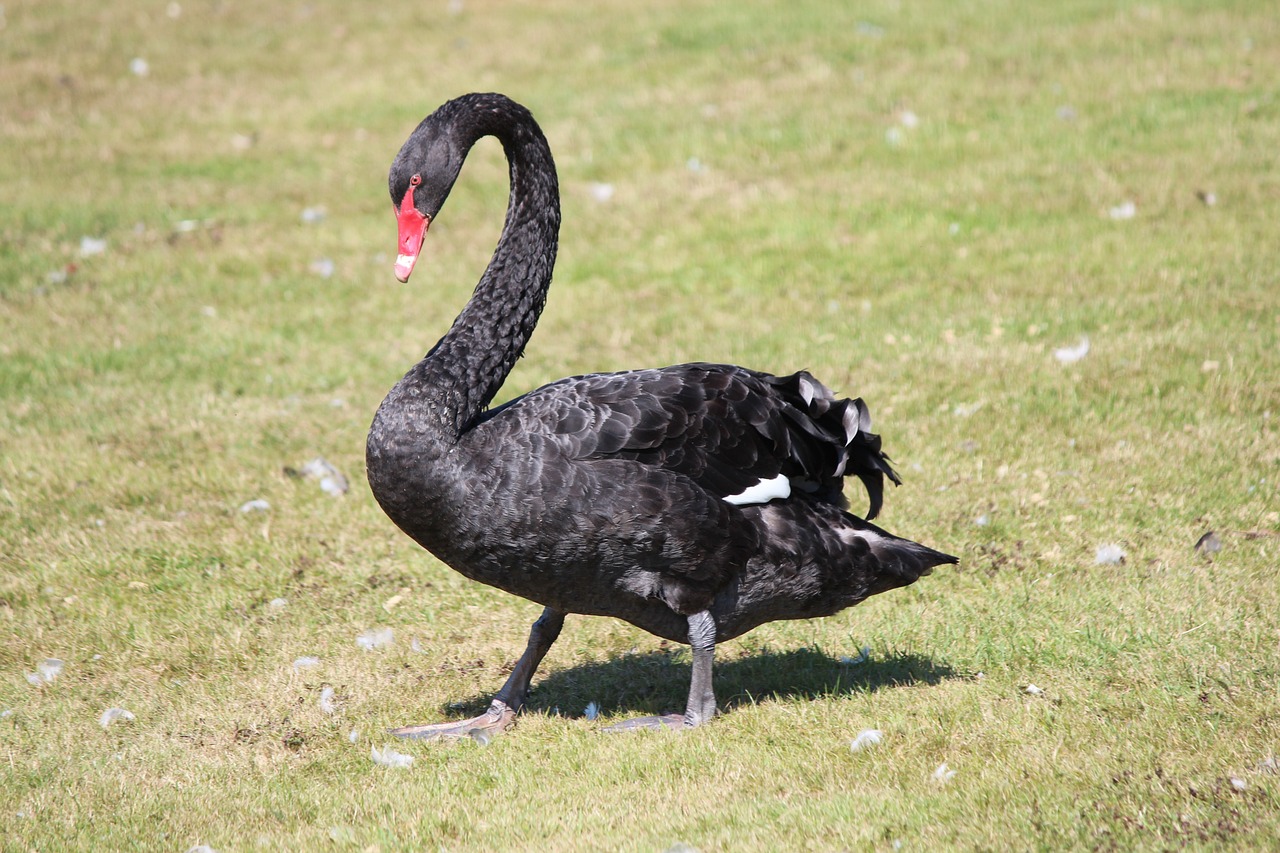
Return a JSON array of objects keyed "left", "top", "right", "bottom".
[{"left": 366, "top": 93, "right": 956, "bottom": 738}]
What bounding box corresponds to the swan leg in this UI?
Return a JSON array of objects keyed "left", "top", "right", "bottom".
[
  {"left": 603, "top": 609, "right": 717, "bottom": 732},
  {"left": 390, "top": 607, "right": 565, "bottom": 741},
  {"left": 682, "top": 609, "right": 718, "bottom": 725}
]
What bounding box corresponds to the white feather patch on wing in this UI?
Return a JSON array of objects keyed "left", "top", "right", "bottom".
[{"left": 722, "top": 473, "right": 792, "bottom": 506}]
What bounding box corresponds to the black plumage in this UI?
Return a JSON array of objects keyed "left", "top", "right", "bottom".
[{"left": 366, "top": 93, "right": 957, "bottom": 737}]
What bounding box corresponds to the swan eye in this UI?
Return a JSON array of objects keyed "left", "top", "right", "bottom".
[{"left": 410, "top": 174, "right": 422, "bottom": 187}]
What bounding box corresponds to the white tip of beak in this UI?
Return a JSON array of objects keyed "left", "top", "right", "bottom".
[{"left": 394, "top": 253, "right": 417, "bottom": 283}]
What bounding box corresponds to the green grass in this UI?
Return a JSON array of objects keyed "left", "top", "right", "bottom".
[{"left": 3, "top": 0, "right": 1279, "bottom": 849}]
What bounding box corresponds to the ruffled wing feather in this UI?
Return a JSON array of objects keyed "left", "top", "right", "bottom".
[{"left": 477, "top": 362, "right": 898, "bottom": 519}]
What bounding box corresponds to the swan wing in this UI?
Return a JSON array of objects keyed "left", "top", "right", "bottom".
[{"left": 477, "top": 363, "right": 899, "bottom": 518}]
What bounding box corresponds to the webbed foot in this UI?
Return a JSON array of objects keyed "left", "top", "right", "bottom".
[
  {"left": 601, "top": 712, "right": 688, "bottom": 733},
  {"left": 603, "top": 610, "right": 718, "bottom": 733},
  {"left": 389, "top": 699, "right": 516, "bottom": 742}
]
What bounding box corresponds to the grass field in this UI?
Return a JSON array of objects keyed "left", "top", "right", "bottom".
[{"left": 3, "top": 0, "right": 1279, "bottom": 849}]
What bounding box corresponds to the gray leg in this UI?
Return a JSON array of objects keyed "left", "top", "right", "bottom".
[
  {"left": 493, "top": 607, "right": 565, "bottom": 710},
  {"left": 604, "top": 609, "right": 718, "bottom": 732},
  {"left": 392, "top": 607, "right": 565, "bottom": 741},
  {"left": 682, "top": 609, "right": 717, "bottom": 726}
]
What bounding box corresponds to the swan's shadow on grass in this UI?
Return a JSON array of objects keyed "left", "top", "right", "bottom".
[{"left": 443, "top": 647, "right": 956, "bottom": 721}]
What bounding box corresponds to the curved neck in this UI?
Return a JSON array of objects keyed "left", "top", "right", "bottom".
[{"left": 412, "top": 107, "right": 560, "bottom": 436}]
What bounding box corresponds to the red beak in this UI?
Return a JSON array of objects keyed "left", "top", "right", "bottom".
[{"left": 394, "top": 185, "right": 430, "bottom": 283}]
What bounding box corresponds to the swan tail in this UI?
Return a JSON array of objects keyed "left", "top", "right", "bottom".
[
  {"left": 764, "top": 371, "right": 901, "bottom": 520},
  {"left": 844, "top": 517, "right": 958, "bottom": 596}
]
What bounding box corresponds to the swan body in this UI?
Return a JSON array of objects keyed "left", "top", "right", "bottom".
[{"left": 367, "top": 93, "right": 956, "bottom": 737}]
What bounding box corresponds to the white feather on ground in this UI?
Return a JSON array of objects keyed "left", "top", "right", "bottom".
[
  {"left": 356, "top": 627, "right": 394, "bottom": 650},
  {"left": 850, "top": 729, "right": 884, "bottom": 752},
  {"left": 1054, "top": 336, "right": 1090, "bottom": 365},
  {"left": 1095, "top": 544, "right": 1126, "bottom": 564},
  {"left": 99, "top": 708, "right": 135, "bottom": 728},
  {"left": 370, "top": 745, "right": 413, "bottom": 768}
]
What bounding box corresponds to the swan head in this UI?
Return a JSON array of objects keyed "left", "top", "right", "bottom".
[{"left": 388, "top": 117, "right": 465, "bottom": 283}]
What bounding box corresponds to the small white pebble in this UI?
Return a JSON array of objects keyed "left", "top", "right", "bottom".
[
  {"left": 850, "top": 729, "right": 884, "bottom": 752},
  {"left": 99, "top": 707, "right": 135, "bottom": 728},
  {"left": 1230, "top": 777, "right": 1248, "bottom": 792},
  {"left": 370, "top": 745, "right": 413, "bottom": 768},
  {"left": 129, "top": 57, "right": 149, "bottom": 77},
  {"left": 933, "top": 762, "right": 957, "bottom": 783},
  {"left": 348, "top": 729, "right": 360, "bottom": 744},
  {"left": 898, "top": 110, "right": 919, "bottom": 129},
  {"left": 293, "top": 656, "right": 320, "bottom": 670},
  {"left": 268, "top": 597, "right": 288, "bottom": 610},
  {"left": 1095, "top": 544, "right": 1126, "bottom": 565},
  {"left": 1024, "top": 684, "right": 1044, "bottom": 695},
  {"left": 686, "top": 157, "right": 703, "bottom": 172},
  {"left": 975, "top": 514, "right": 990, "bottom": 527},
  {"left": 300, "top": 206, "right": 327, "bottom": 224},
  {"left": 589, "top": 182, "right": 615, "bottom": 203},
  {"left": 318, "top": 686, "right": 337, "bottom": 714},
  {"left": 239, "top": 499, "right": 270, "bottom": 513},
  {"left": 356, "top": 627, "right": 394, "bottom": 651}
]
